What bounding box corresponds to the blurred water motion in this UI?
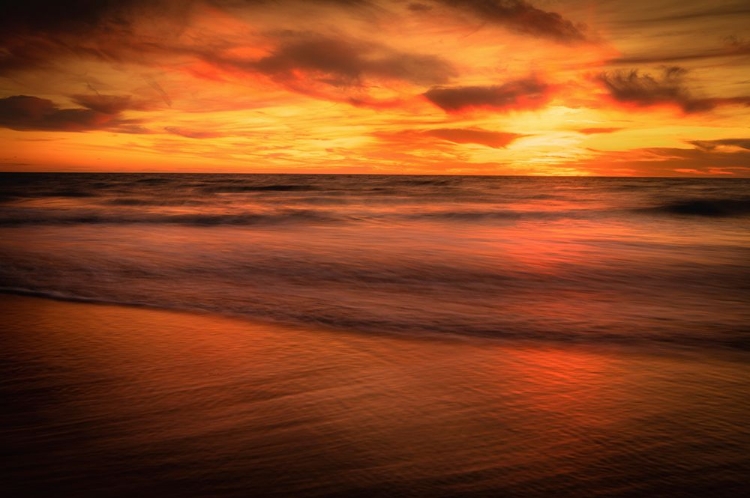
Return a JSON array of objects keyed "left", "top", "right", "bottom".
[
  {"left": 1, "top": 174, "right": 749, "bottom": 351},
  {"left": 1, "top": 174, "right": 749, "bottom": 496},
  {"left": 1, "top": 296, "right": 748, "bottom": 497}
]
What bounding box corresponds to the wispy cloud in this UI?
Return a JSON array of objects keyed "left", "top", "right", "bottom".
[
  {"left": 595, "top": 67, "right": 750, "bottom": 113},
  {"left": 607, "top": 36, "right": 750, "bottom": 65},
  {"left": 577, "top": 127, "right": 622, "bottom": 135},
  {"left": 432, "top": 0, "right": 588, "bottom": 43},
  {"left": 424, "top": 128, "right": 524, "bottom": 148},
  {"left": 71, "top": 94, "right": 158, "bottom": 114},
  {"left": 689, "top": 138, "right": 750, "bottom": 151},
  {"left": 164, "top": 126, "right": 225, "bottom": 139},
  {"left": 582, "top": 146, "right": 750, "bottom": 176},
  {"left": 375, "top": 127, "right": 525, "bottom": 150}
]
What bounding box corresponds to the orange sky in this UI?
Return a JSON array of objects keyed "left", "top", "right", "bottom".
[{"left": 1, "top": 0, "right": 749, "bottom": 175}]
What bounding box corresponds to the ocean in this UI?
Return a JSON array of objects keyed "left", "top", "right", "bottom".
[
  {"left": 2, "top": 173, "right": 749, "bottom": 351},
  {"left": 1, "top": 173, "right": 749, "bottom": 496}
]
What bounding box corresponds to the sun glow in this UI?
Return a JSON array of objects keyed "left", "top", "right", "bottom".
[{"left": 1, "top": 0, "right": 749, "bottom": 175}]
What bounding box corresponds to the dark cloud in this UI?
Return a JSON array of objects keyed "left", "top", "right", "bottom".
[
  {"left": 188, "top": 32, "right": 457, "bottom": 108},
  {"left": 0, "top": 0, "right": 585, "bottom": 44},
  {"left": 0, "top": 1, "right": 195, "bottom": 75},
  {"left": 0, "top": 1, "right": 587, "bottom": 79},
  {"left": 0, "top": 95, "right": 146, "bottom": 132},
  {"left": 595, "top": 67, "right": 750, "bottom": 113},
  {"left": 689, "top": 138, "right": 750, "bottom": 151},
  {"left": 577, "top": 127, "right": 622, "bottom": 135},
  {"left": 423, "top": 77, "right": 550, "bottom": 113},
  {"left": 596, "top": 66, "right": 692, "bottom": 108},
  {"left": 1, "top": 1, "right": 455, "bottom": 108},
  {"left": 0, "top": 0, "right": 199, "bottom": 38},
  {"left": 433, "top": 0, "right": 587, "bottom": 43},
  {"left": 252, "top": 35, "right": 456, "bottom": 87},
  {"left": 0, "top": 38, "right": 55, "bottom": 75},
  {"left": 0, "top": 0, "right": 370, "bottom": 40},
  {"left": 0, "top": 1, "right": 141, "bottom": 37},
  {"left": 1, "top": 1, "right": 456, "bottom": 110}
]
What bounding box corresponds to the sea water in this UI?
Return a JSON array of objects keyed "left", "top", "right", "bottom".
[
  {"left": 1, "top": 174, "right": 749, "bottom": 496},
  {"left": 2, "top": 174, "right": 749, "bottom": 351}
]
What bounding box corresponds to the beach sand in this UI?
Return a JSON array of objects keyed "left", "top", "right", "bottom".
[{"left": 1, "top": 294, "right": 748, "bottom": 497}]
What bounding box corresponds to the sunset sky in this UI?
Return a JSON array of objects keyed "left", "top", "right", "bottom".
[{"left": 1, "top": 0, "right": 749, "bottom": 175}]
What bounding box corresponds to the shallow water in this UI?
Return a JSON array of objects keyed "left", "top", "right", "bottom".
[{"left": 1, "top": 296, "right": 748, "bottom": 497}]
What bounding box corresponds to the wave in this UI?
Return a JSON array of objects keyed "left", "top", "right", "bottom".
[
  {"left": 3, "top": 202, "right": 749, "bottom": 226},
  {"left": 0, "top": 206, "right": 614, "bottom": 226},
  {"left": 4, "top": 205, "right": 750, "bottom": 228},
  {"left": 0, "top": 210, "right": 344, "bottom": 226},
  {"left": 404, "top": 209, "right": 585, "bottom": 221},
  {"left": 2, "top": 286, "right": 748, "bottom": 353},
  {"left": 0, "top": 188, "right": 98, "bottom": 201},
  {"left": 200, "top": 184, "right": 321, "bottom": 193},
  {"left": 104, "top": 198, "right": 208, "bottom": 206},
  {"left": 642, "top": 198, "right": 750, "bottom": 218}
]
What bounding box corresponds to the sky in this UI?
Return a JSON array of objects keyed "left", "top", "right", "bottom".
[{"left": 1, "top": 0, "right": 749, "bottom": 175}]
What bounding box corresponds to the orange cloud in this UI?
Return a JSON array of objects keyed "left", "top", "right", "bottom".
[
  {"left": 580, "top": 146, "right": 750, "bottom": 177},
  {"left": 607, "top": 35, "right": 750, "bottom": 65},
  {"left": 577, "top": 127, "right": 622, "bottom": 135},
  {"left": 377, "top": 128, "right": 525, "bottom": 148}
]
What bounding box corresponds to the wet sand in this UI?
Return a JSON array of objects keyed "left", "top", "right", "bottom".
[{"left": 1, "top": 294, "right": 748, "bottom": 497}]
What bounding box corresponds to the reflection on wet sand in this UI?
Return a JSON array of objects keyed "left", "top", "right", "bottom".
[{"left": 2, "top": 295, "right": 748, "bottom": 497}]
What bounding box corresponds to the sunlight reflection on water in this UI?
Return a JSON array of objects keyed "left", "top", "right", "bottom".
[{"left": 2, "top": 296, "right": 748, "bottom": 497}]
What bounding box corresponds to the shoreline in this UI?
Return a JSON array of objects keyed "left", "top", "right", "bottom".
[
  {"left": 2, "top": 294, "right": 749, "bottom": 496},
  {"left": 2, "top": 291, "right": 747, "bottom": 362}
]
